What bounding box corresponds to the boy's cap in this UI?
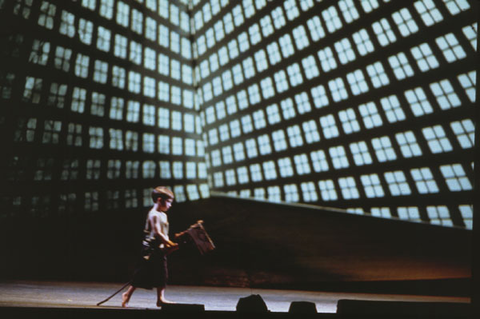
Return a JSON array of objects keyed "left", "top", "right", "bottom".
[{"left": 153, "top": 186, "right": 175, "bottom": 199}]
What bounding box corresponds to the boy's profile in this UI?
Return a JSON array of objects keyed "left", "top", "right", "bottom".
[{"left": 121, "top": 186, "right": 178, "bottom": 307}]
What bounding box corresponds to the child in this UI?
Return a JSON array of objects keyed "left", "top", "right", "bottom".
[{"left": 122, "top": 186, "right": 178, "bottom": 307}]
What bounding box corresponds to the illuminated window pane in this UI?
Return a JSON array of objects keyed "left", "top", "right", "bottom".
[
  {"left": 443, "top": 0, "right": 470, "bottom": 15},
  {"left": 23, "top": 77, "right": 43, "bottom": 104},
  {"left": 226, "top": 95, "right": 238, "bottom": 115},
  {"left": 353, "top": 28, "right": 374, "bottom": 56},
  {"left": 310, "top": 150, "right": 329, "bottom": 172},
  {"left": 359, "top": 101, "right": 383, "bottom": 129},
  {"left": 91, "top": 92, "right": 105, "bottom": 117},
  {"left": 422, "top": 125, "right": 453, "bottom": 153},
  {"left": 339, "top": 0, "right": 359, "bottom": 23},
  {"left": 335, "top": 37, "right": 356, "bottom": 64},
  {"left": 278, "top": 157, "right": 294, "bottom": 177},
  {"left": 38, "top": 1, "right": 56, "bottom": 29},
  {"left": 222, "top": 146, "right": 233, "bottom": 165},
  {"left": 380, "top": 95, "right": 405, "bottom": 123},
  {"left": 42, "top": 120, "right": 62, "bottom": 144},
  {"left": 275, "top": 70, "right": 290, "bottom": 93},
  {"left": 427, "top": 205, "right": 453, "bottom": 226},
  {"left": 71, "top": 87, "right": 86, "bottom": 113},
  {"left": 47, "top": 82, "right": 67, "bottom": 108},
  {"left": 219, "top": 124, "right": 230, "bottom": 142},
  {"left": 237, "top": 166, "right": 249, "bottom": 184},
  {"left": 225, "top": 169, "right": 236, "bottom": 186},
  {"left": 301, "top": 182, "right": 318, "bottom": 202},
  {"left": 99, "top": 0, "right": 114, "bottom": 19},
  {"left": 246, "top": 138, "right": 258, "bottom": 158},
  {"left": 266, "top": 103, "right": 282, "bottom": 125},
  {"left": 233, "top": 142, "right": 246, "bottom": 162},
  {"left": 75, "top": 53, "right": 89, "bottom": 78},
  {"left": 293, "top": 25, "right": 310, "bottom": 50},
  {"left": 302, "top": 120, "right": 320, "bottom": 144},
  {"left": 294, "top": 154, "right": 311, "bottom": 175},
  {"left": 254, "top": 49, "right": 269, "bottom": 72},
  {"left": 233, "top": 4, "right": 245, "bottom": 27},
  {"left": 410, "top": 43, "right": 439, "bottom": 72},
  {"left": 116, "top": 1, "right": 129, "bottom": 27},
  {"left": 279, "top": 34, "right": 295, "bottom": 58},
  {"left": 371, "top": 207, "right": 392, "bottom": 218},
  {"left": 457, "top": 71, "right": 476, "bottom": 103},
  {"left": 372, "top": 18, "right": 397, "bottom": 46},
  {"left": 338, "top": 108, "right": 360, "bottom": 134},
  {"left": 414, "top": 0, "right": 443, "bottom": 26},
  {"left": 260, "top": 15, "right": 274, "bottom": 37},
  {"left": 287, "top": 63, "right": 303, "bottom": 87},
  {"left": 361, "top": 174, "right": 384, "bottom": 198},
  {"left": 311, "top": 85, "right": 329, "bottom": 108},
  {"left": 404, "top": 87, "right": 433, "bottom": 117},
  {"left": 250, "top": 163, "right": 263, "bottom": 182},
  {"left": 328, "top": 77, "right": 348, "bottom": 102},
  {"left": 258, "top": 134, "right": 272, "bottom": 155},
  {"left": 253, "top": 110, "right": 267, "bottom": 129},
  {"left": 322, "top": 5, "right": 343, "bottom": 33},
  {"left": 392, "top": 8, "right": 419, "bottom": 37},
  {"left": 263, "top": 161, "right": 277, "bottom": 180},
  {"left": 272, "top": 130, "right": 288, "bottom": 152},
  {"left": 318, "top": 179, "right": 337, "bottom": 201},
  {"left": 396, "top": 131, "right": 423, "bottom": 158},
  {"left": 307, "top": 16, "right": 325, "bottom": 42},
  {"left": 459, "top": 205, "right": 473, "bottom": 229},
  {"left": 388, "top": 52, "right": 415, "bottom": 80},
  {"left": 317, "top": 47, "right": 337, "bottom": 72},
  {"left": 107, "top": 160, "right": 121, "bottom": 179},
  {"left": 397, "top": 207, "right": 421, "bottom": 221},
  {"left": 208, "top": 128, "right": 218, "bottom": 146},
  {"left": 329, "top": 145, "right": 349, "bottom": 169},
  {"left": 371, "top": 136, "right": 397, "bottom": 162},
  {"left": 384, "top": 170, "right": 411, "bottom": 196},
  {"left": 271, "top": 6, "right": 286, "bottom": 29},
  {"left": 350, "top": 141, "right": 373, "bottom": 166},
  {"left": 347, "top": 69, "right": 369, "bottom": 95},
  {"left": 410, "top": 167, "right": 439, "bottom": 193},
  {"left": 430, "top": 79, "right": 461, "bottom": 110},
  {"left": 78, "top": 18, "right": 93, "bottom": 45},
  {"left": 462, "top": 23, "right": 477, "bottom": 50},
  {"left": 338, "top": 177, "right": 360, "bottom": 199},
  {"left": 267, "top": 186, "right": 281, "bottom": 202},
  {"left": 450, "top": 119, "right": 475, "bottom": 149},
  {"left": 242, "top": 115, "right": 253, "bottom": 134},
  {"left": 284, "top": 184, "right": 299, "bottom": 202},
  {"left": 436, "top": 33, "right": 466, "bottom": 62},
  {"left": 88, "top": 127, "right": 103, "bottom": 149},
  {"left": 125, "top": 131, "right": 138, "bottom": 151},
  {"left": 366, "top": 61, "right": 390, "bottom": 88},
  {"left": 287, "top": 125, "right": 303, "bottom": 148},
  {"left": 319, "top": 114, "right": 339, "bottom": 139},
  {"left": 185, "top": 139, "right": 196, "bottom": 156},
  {"left": 302, "top": 55, "right": 320, "bottom": 80},
  {"left": 440, "top": 164, "right": 472, "bottom": 191},
  {"left": 131, "top": 9, "right": 143, "bottom": 34}
]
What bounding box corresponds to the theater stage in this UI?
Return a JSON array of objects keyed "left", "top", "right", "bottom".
[{"left": 0, "top": 280, "right": 470, "bottom": 316}]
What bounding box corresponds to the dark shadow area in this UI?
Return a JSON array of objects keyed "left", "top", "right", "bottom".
[{"left": 0, "top": 195, "right": 472, "bottom": 299}]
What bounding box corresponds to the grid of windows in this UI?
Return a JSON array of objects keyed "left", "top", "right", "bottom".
[
  {"left": 1, "top": 0, "right": 475, "bottom": 229},
  {"left": 196, "top": 0, "right": 474, "bottom": 229},
  {"left": 2, "top": 0, "right": 208, "bottom": 211}
]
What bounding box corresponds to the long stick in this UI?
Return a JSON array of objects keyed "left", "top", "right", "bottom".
[{"left": 96, "top": 281, "right": 131, "bottom": 306}]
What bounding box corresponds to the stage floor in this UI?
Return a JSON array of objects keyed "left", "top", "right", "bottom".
[{"left": 0, "top": 280, "right": 470, "bottom": 313}]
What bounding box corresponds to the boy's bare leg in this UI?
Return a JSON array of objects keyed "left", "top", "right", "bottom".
[
  {"left": 156, "top": 287, "right": 175, "bottom": 306},
  {"left": 122, "top": 286, "right": 136, "bottom": 307}
]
